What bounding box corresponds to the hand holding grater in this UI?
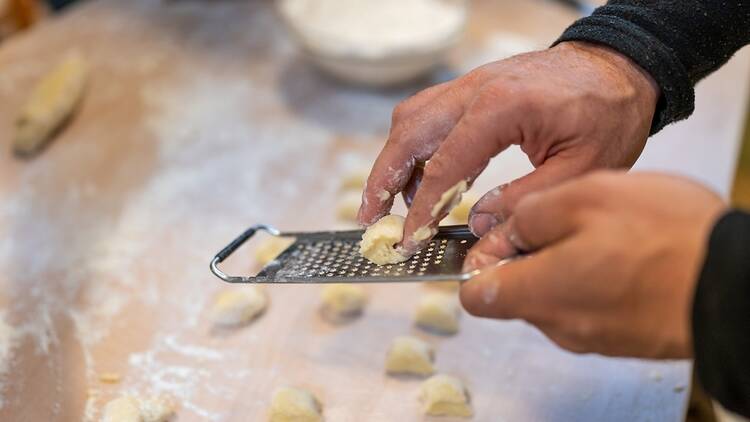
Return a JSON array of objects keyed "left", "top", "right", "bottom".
[{"left": 210, "top": 224, "right": 481, "bottom": 283}]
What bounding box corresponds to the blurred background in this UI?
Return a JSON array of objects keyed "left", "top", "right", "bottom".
[{"left": 0, "top": 0, "right": 748, "bottom": 421}]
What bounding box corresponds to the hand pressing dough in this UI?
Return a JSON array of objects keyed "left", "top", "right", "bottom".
[
  {"left": 320, "top": 284, "right": 367, "bottom": 322},
  {"left": 102, "top": 395, "right": 175, "bottom": 422},
  {"left": 255, "top": 237, "right": 294, "bottom": 267},
  {"left": 359, "top": 214, "right": 408, "bottom": 265},
  {"left": 14, "top": 54, "right": 88, "bottom": 157},
  {"left": 420, "top": 374, "right": 472, "bottom": 417},
  {"left": 335, "top": 191, "right": 361, "bottom": 223},
  {"left": 269, "top": 387, "right": 323, "bottom": 422},
  {"left": 385, "top": 336, "right": 435, "bottom": 376},
  {"left": 448, "top": 192, "right": 479, "bottom": 224},
  {"left": 415, "top": 293, "right": 460, "bottom": 335},
  {"left": 210, "top": 286, "right": 268, "bottom": 326}
]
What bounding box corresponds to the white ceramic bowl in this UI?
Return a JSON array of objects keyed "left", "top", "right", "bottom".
[{"left": 277, "top": 0, "right": 468, "bottom": 87}]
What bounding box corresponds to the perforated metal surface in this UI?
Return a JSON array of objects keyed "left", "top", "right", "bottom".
[{"left": 253, "top": 226, "right": 478, "bottom": 283}]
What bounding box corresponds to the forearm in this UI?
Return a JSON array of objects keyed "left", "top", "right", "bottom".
[
  {"left": 692, "top": 210, "right": 750, "bottom": 417},
  {"left": 554, "top": 1, "right": 750, "bottom": 134}
]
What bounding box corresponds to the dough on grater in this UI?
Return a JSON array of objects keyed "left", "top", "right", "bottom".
[
  {"left": 320, "top": 284, "right": 367, "bottom": 322},
  {"left": 420, "top": 374, "right": 472, "bottom": 417},
  {"left": 414, "top": 292, "right": 460, "bottom": 335},
  {"left": 210, "top": 286, "right": 268, "bottom": 326},
  {"left": 269, "top": 387, "right": 323, "bottom": 422},
  {"left": 385, "top": 336, "right": 435, "bottom": 376},
  {"left": 359, "top": 214, "right": 408, "bottom": 265}
]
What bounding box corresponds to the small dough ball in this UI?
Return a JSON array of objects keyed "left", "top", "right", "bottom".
[
  {"left": 102, "top": 395, "right": 175, "bottom": 422},
  {"left": 420, "top": 374, "right": 472, "bottom": 417},
  {"left": 210, "top": 286, "right": 268, "bottom": 326},
  {"left": 448, "top": 192, "right": 479, "bottom": 224},
  {"left": 415, "top": 293, "right": 460, "bottom": 335},
  {"left": 359, "top": 214, "right": 408, "bottom": 265},
  {"left": 320, "top": 284, "right": 367, "bottom": 322},
  {"left": 339, "top": 169, "right": 368, "bottom": 191},
  {"left": 385, "top": 336, "right": 435, "bottom": 376},
  {"left": 102, "top": 396, "right": 140, "bottom": 422},
  {"left": 335, "top": 191, "right": 361, "bottom": 223},
  {"left": 255, "top": 237, "right": 294, "bottom": 267},
  {"left": 269, "top": 387, "right": 323, "bottom": 422}
]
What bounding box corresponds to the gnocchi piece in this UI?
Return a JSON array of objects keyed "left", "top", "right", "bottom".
[
  {"left": 359, "top": 214, "right": 408, "bottom": 265},
  {"left": 420, "top": 374, "right": 472, "bottom": 417},
  {"left": 320, "top": 284, "right": 367, "bottom": 322},
  {"left": 448, "top": 192, "right": 479, "bottom": 224},
  {"left": 385, "top": 336, "right": 435, "bottom": 376},
  {"left": 255, "top": 237, "right": 294, "bottom": 267},
  {"left": 269, "top": 387, "right": 323, "bottom": 422},
  {"left": 335, "top": 191, "right": 361, "bottom": 223},
  {"left": 14, "top": 54, "right": 88, "bottom": 157},
  {"left": 414, "top": 293, "right": 460, "bottom": 335},
  {"left": 339, "top": 169, "right": 368, "bottom": 191},
  {"left": 102, "top": 395, "right": 175, "bottom": 422},
  {"left": 210, "top": 286, "right": 268, "bottom": 326}
]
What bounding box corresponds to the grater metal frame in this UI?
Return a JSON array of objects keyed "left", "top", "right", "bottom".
[{"left": 210, "top": 223, "right": 481, "bottom": 284}]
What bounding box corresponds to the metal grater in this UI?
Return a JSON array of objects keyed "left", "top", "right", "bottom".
[{"left": 210, "top": 224, "right": 479, "bottom": 283}]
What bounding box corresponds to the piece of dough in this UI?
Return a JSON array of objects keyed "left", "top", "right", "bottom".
[
  {"left": 420, "top": 374, "right": 472, "bottom": 417},
  {"left": 339, "top": 169, "right": 368, "bottom": 191},
  {"left": 414, "top": 293, "right": 460, "bottom": 335},
  {"left": 359, "top": 214, "right": 408, "bottom": 265},
  {"left": 269, "top": 387, "right": 323, "bottom": 422},
  {"left": 385, "top": 336, "right": 435, "bottom": 376},
  {"left": 431, "top": 180, "right": 468, "bottom": 218},
  {"left": 14, "top": 54, "right": 88, "bottom": 157},
  {"left": 320, "top": 284, "right": 367, "bottom": 322},
  {"left": 210, "top": 286, "right": 268, "bottom": 326},
  {"left": 335, "top": 191, "right": 361, "bottom": 222},
  {"left": 99, "top": 372, "right": 122, "bottom": 384},
  {"left": 102, "top": 395, "right": 175, "bottom": 422},
  {"left": 255, "top": 237, "right": 294, "bottom": 267},
  {"left": 448, "top": 192, "right": 479, "bottom": 224}
]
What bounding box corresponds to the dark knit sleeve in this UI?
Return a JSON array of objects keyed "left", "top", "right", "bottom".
[
  {"left": 692, "top": 210, "right": 750, "bottom": 417},
  {"left": 553, "top": 1, "right": 750, "bottom": 134}
]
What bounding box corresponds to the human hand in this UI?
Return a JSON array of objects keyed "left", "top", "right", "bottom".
[
  {"left": 460, "top": 171, "right": 726, "bottom": 359},
  {"left": 357, "top": 41, "right": 660, "bottom": 256}
]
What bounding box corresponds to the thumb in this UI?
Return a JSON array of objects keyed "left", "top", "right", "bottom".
[{"left": 468, "top": 154, "right": 591, "bottom": 237}]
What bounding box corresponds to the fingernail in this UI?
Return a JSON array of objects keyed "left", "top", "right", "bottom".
[{"left": 469, "top": 213, "right": 499, "bottom": 237}]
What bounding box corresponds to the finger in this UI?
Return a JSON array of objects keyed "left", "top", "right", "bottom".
[
  {"left": 357, "top": 84, "right": 473, "bottom": 226},
  {"left": 402, "top": 163, "right": 424, "bottom": 208},
  {"left": 399, "top": 94, "right": 525, "bottom": 254},
  {"left": 459, "top": 244, "right": 574, "bottom": 322},
  {"left": 468, "top": 154, "right": 592, "bottom": 237},
  {"left": 462, "top": 219, "right": 518, "bottom": 273}
]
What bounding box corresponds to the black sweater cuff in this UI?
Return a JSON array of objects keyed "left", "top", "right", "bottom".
[
  {"left": 692, "top": 210, "right": 750, "bottom": 417},
  {"left": 553, "top": 15, "right": 693, "bottom": 135}
]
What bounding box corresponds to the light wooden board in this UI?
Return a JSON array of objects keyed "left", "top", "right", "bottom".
[{"left": 0, "top": 0, "right": 748, "bottom": 420}]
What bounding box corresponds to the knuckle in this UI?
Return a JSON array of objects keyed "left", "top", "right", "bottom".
[{"left": 391, "top": 101, "right": 414, "bottom": 123}]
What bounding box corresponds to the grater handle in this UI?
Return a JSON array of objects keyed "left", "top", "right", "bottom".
[{"left": 210, "top": 224, "right": 281, "bottom": 283}]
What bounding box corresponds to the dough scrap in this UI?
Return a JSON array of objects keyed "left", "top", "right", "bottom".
[
  {"left": 269, "top": 387, "right": 323, "bottom": 422},
  {"left": 14, "top": 53, "right": 88, "bottom": 157},
  {"left": 210, "top": 286, "right": 268, "bottom": 326},
  {"left": 415, "top": 293, "right": 460, "bottom": 335},
  {"left": 335, "top": 191, "right": 361, "bottom": 223},
  {"left": 359, "top": 214, "right": 408, "bottom": 265},
  {"left": 448, "top": 192, "right": 479, "bottom": 224},
  {"left": 431, "top": 180, "right": 468, "bottom": 218},
  {"left": 339, "top": 169, "right": 368, "bottom": 191},
  {"left": 420, "top": 374, "right": 472, "bottom": 417},
  {"left": 102, "top": 395, "right": 175, "bottom": 422},
  {"left": 385, "top": 336, "right": 435, "bottom": 376},
  {"left": 320, "top": 284, "right": 367, "bottom": 322},
  {"left": 255, "top": 237, "right": 294, "bottom": 267}
]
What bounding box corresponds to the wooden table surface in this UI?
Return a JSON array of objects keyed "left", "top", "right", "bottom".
[{"left": 0, "top": 1, "right": 748, "bottom": 421}]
